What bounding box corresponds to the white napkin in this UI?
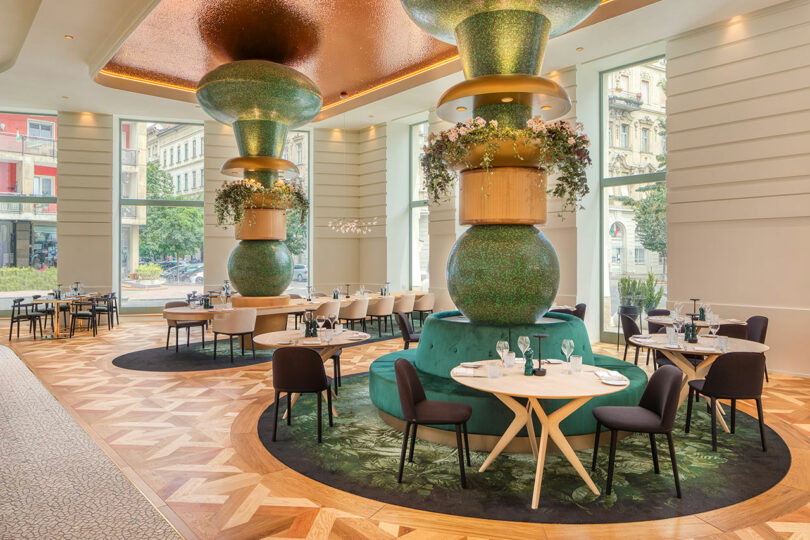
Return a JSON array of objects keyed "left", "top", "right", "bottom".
[
  {"left": 594, "top": 369, "right": 620, "bottom": 379},
  {"left": 451, "top": 367, "right": 485, "bottom": 377},
  {"left": 693, "top": 346, "right": 718, "bottom": 353},
  {"left": 302, "top": 339, "right": 321, "bottom": 345}
]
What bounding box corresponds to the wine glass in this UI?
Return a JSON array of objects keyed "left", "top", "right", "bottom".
[
  {"left": 709, "top": 313, "right": 720, "bottom": 337},
  {"left": 561, "top": 339, "right": 575, "bottom": 363},
  {"left": 672, "top": 315, "right": 684, "bottom": 343},
  {"left": 496, "top": 340, "right": 509, "bottom": 365},
  {"left": 328, "top": 312, "right": 337, "bottom": 329},
  {"left": 673, "top": 301, "right": 684, "bottom": 318},
  {"left": 316, "top": 315, "right": 326, "bottom": 330},
  {"left": 517, "top": 335, "right": 530, "bottom": 361}
]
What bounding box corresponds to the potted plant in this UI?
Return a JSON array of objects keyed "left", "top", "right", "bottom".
[
  {"left": 641, "top": 271, "right": 664, "bottom": 314},
  {"left": 214, "top": 178, "right": 308, "bottom": 240},
  {"left": 617, "top": 275, "right": 642, "bottom": 321},
  {"left": 420, "top": 116, "right": 591, "bottom": 216}
]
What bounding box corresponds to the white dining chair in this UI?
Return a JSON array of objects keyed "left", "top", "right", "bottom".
[
  {"left": 367, "top": 296, "right": 395, "bottom": 336},
  {"left": 339, "top": 297, "right": 369, "bottom": 332},
  {"left": 212, "top": 308, "right": 257, "bottom": 363}
]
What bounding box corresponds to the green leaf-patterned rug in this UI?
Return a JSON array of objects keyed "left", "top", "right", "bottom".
[{"left": 257, "top": 374, "right": 790, "bottom": 523}]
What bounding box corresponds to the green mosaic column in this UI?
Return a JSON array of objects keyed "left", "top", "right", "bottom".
[{"left": 446, "top": 225, "right": 560, "bottom": 325}]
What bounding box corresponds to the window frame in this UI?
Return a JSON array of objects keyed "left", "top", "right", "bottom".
[
  {"left": 116, "top": 118, "right": 205, "bottom": 313},
  {"left": 408, "top": 121, "right": 429, "bottom": 290},
  {"left": 598, "top": 55, "right": 667, "bottom": 342}
]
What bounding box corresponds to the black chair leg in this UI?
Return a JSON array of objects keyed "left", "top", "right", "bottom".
[
  {"left": 8, "top": 318, "right": 12, "bottom": 341},
  {"left": 730, "top": 399, "right": 736, "bottom": 433},
  {"left": 756, "top": 398, "right": 767, "bottom": 452},
  {"left": 186, "top": 327, "right": 190, "bottom": 346},
  {"left": 606, "top": 429, "right": 618, "bottom": 495},
  {"left": 317, "top": 392, "right": 322, "bottom": 443},
  {"left": 175, "top": 327, "right": 179, "bottom": 352},
  {"left": 201, "top": 326, "right": 205, "bottom": 348},
  {"left": 455, "top": 424, "right": 467, "bottom": 488},
  {"left": 240, "top": 334, "right": 244, "bottom": 356},
  {"left": 166, "top": 327, "right": 171, "bottom": 349},
  {"left": 229, "top": 336, "right": 234, "bottom": 364},
  {"left": 327, "top": 388, "right": 333, "bottom": 427},
  {"left": 272, "top": 392, "right": 280, "bottom": 442},
  {"left": 634, "top": 346, "right": 639, "bottom": 366},
  {"left": 764, "top": 364, "right": 769, "bottom": 383},
  {"left": 462, "top": 422, "right": 471, "bottom": 466},
  {"left": 666, "top": 432, "right": 682, "bottom": 498},
  {"left": 685, "top": 387, "right": 694, "bottom": 433},
  {"left": 398, "top": 422, "right": 411, "bottom": 483},
  {"left": 650, "top": 433, "right": 659, "bottom": 474},
  {"left": 251, "top": 333, "right": 255, "bottom": 361},
  {"left": 710, "top": 397, "right": 718, "bottom": 452},
  {"left": 287, "top": 393, "right": 292, "bottom": 425},
  {"left": 591, "top": 421, "right": 601, "bottom": 471},
  {"left": 377, "top": 317, "right": 382, "bottom": 337},
  {"left": 408, "top": 424, "right": 418, "bottom": 462},
  {"left": 213, "top": 333, "right": 218, "bottom": 360},
  {"left": 622, "top": 344, "right": 628, "bottom": 363}
]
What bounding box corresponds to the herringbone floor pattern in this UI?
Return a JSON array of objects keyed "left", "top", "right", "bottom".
[{"left": 7, "top": 317, "right": 810, "bottom": 539}]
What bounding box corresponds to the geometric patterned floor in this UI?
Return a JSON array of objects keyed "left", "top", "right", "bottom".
[
  {"left": 0, "top": 344, "right": 179, "bottom": 539},
  {"left": 7, "top": 317, "right": 810, "bottom": 539}
]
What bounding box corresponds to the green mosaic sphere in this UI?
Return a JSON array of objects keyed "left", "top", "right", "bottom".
[
  {"left": 227, "top": 240, "right": 293, "bottom": 297},
  {"left": 446, "top": 225, "right": 560, "bottom": 325}
]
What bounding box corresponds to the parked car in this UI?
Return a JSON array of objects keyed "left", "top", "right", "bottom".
[
  {"left": 293, "top": 264, "right": 308, "bottom": 281},
  {"left": 189, "top": 271, "right": 204, "bottom": 284},
  {"left": 178, "top": 263, "right": 204, "bottom": 282}
]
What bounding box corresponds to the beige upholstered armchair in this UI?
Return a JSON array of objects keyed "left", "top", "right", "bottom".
[
  {"left": 212, "top": 308, "right": 257, "bottom": 363},
  {"left": 366, "top": 296, "right": 395, "bottom": 336},
  {"left": 338, "top": 297, "right": 369, "bottom": 331},
  {"left": 412, "top": 292, "right": 436, "bottom": 326}
]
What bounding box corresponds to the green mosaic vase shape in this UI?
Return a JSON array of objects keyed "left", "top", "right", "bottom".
[
  {"left": 446, "top": 225, "right": 560, "bottom": 325},
  {"left": 227, "top": 240, "right": 293, "bottom": 297}
]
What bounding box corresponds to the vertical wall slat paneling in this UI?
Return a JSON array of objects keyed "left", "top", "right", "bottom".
[
  {"left": 666, "top": 0, "right": 810, "bottom": 375},
  {"left": 56, "top": 112, "right": 113, "bottom": 292}
]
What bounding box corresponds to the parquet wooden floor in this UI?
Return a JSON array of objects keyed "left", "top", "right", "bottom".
[{"left": 7, "top": 317, "right": 810, "bottom": 540}]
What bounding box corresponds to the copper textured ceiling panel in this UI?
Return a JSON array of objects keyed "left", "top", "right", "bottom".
[
  {"left": 102, "top": 0, "right": 457, "bottom": 107},
  {"left": 99, "top": 0, "right": 658, "bottom": 118}
]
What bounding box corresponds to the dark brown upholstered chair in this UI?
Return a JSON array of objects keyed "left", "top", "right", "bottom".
[
  {"left": 394, "top": 359, "right": 472, "bottom": 487},
  {"left": 646, "top": 309, "right": 670, "bottom": 367},
  {"left": 395, "top": 312, "right": 420, "bottom": 349},
  {"left": 620, "top": 314, "right": 644, "bottom": 365},
  {"left": 271, "top": 347, "right": 333, "bottom": 443},
  {"left": 592, "top": 365, "right": 683, "bottom": 498},
  {"left": 717, "top": 323, "right": 746, "bottom": 339},
  {"left": 746, "top": 316, "right": 769, "bottom": 382},
  {"left": 550, "top": 303, "right": 587, "bottom": 321},
  {"left": 685, "top": 352, "right": 767, "bottom": 452},
  {"left": 321, "top": 319, "right": 342, "bottom": 395}
]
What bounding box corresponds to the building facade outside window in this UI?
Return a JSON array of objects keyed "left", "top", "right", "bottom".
[
  {"left": 119, "top": 120, "right": 205, "bottom": 309},
  {"left": 601, "top": 57, "right": 667, "bottom": 338},
  {"left": 280, "top": 131, "right": 311, "bottom": 297},
  {"left": 409, "top": 122, "right": 429, "bottom": 290},
  {"left": 0, "top": 112, "right": 58, "bottom": 310}
]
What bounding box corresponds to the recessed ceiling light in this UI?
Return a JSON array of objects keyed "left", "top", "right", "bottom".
[
  {"left": 576, "top": 47, "right": 584, "bottom": 52},
  {"left": 456, "top": 106, "right": 467, "bottom": 112},
  {"left": 541, "top": 105, "right": 552, "bottom": 111},
  {"left": 64, "top": 34, "right": 74, "bottom": 40},
  {"left": 501, "top": 97, "right": 514, "bottom": 103},
  {"left": 339, "top": 91, "right": 349, "bottom": 99},
  {"left": 369, "top": 114, "right": 374, "bottom": 118},
  {"left": 61, "top": 96, "right": 69, "bottom": 100},
  {"left": 195, "top": 105, "right": 200, "bottom": 108}
]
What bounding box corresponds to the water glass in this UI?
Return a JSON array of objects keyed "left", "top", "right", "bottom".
[
  {"left": 324, "top": 329, "right": 334, "bottom": 344},
  {"left": 666, "top": 326, "right": 677, "bottom": 346},
  {"left": 496, "top": 340, "right": 509, "bottom": 364},
  {"left": 570, "top": 355, "right": 583, "bottom": 374},
  {"left": 503, "top": 351, "right": 516, "bottom": 368},
  {"left": 334, "top": 323, "right": 343, "bottom": 335},
  {"left": 718, "top": 336, "right": 729, "bottom": 353},
  {"left": 487, "top": 362, "right": 501, "bottom": 378}
]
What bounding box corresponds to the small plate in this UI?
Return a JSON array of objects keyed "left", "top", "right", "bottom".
[
  {"left": 460, "top": 362, "right": 482, "bottom": 368},
  {"left": 602, "top": 378, "right": 628, "bottom": 386},
  {"left": 348, "top": 336, "right": 365, "bottom": 341},
  {"left": 635, "top": 334, "right": 651, "bottom": 339},
  {"left": 277, "top": 340, "right": 292, "bottom": 345},
  {"left": 664, "top": 344, "right": 684, "bottom": 349},
  {"left": 544, "top": 359, "right": 563, "bottom": 364}
]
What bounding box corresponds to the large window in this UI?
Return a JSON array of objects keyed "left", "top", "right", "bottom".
[
  {"left": 281, "top": 130, "right": 311, "bottom": 297},
  {"left": 601, "top": 58, "right": 667, "bottom": 336},
  {"left": 0, "top": 112, "right": 58, "bottom": 310},
  {"left": 119, "top": 121, "right": 204, "bottom": 309},
  {"left": 409, "top": 122, "right": 429, "bottom": 290}
]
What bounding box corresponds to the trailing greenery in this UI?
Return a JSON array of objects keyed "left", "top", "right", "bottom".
[
  {"left": 420, "top": 116, "right": 591, "bottom": 213},
  {"left": 0, "top": 266, "right": 57, "bottom": 291},
  {"left": 214, "top": 178, "right": 308, "bottom": 227},
  {"left": 133, "top": 263, "right": 162, "bottom": 281}
]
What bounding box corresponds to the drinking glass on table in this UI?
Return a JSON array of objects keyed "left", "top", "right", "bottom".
[
  {"left": 708, "top": 314, "right": 720, "bottom": 337},
  {"left": 496, "top": 340, "right": 509, "bottom": 365},
  {"left": 328, "top": 313, "right": 337, "bottom": 329},
  {"left": 570, "top": 355, "right": 583, "bottom": 374},
  {"left": 561, "top": 339, "right": 575, "bottom": 363},
  {"left": 672, "top": 315, "right": 684, "bottom": 343},
  {"left": 316, "top": 315, "right": 326, "bottom": 330},
  {"left": 517, "top": 335, "right": 530, "bottom": 362},
  {"left": 673, "top": 301, "right": 684, "bottom": 318}
]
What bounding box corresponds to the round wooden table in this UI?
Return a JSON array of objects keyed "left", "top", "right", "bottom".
[
  {"left": 253, "top": 329, "right": 371, "bottom": 417},
  {"left": 162, "top": 306, "right": 234, "bottom": 322},
  {"left": 630, "top": 333, "right": 769, "bottom": 433},
  {"left": 452, "top": 360, "right": 628, "bottom": 509}
]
